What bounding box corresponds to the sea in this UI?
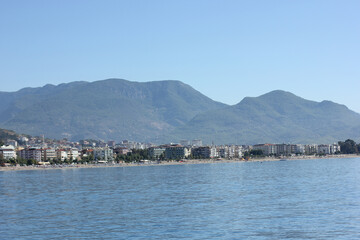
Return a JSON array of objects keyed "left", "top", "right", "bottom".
[{"left": 1, "top": 157, "right": 360, "bottom": 239}]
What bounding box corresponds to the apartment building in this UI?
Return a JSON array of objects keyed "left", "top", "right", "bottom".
[{"left": 0, "top": 145, "right": 17, "bottom": 160}]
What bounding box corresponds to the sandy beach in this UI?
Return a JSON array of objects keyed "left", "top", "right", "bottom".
[
  {"left": 1, "top": 154, "right": 358, "bottom": 172},
  {"left": 0, "top": 159, "right": 234, "bottom": 172}
]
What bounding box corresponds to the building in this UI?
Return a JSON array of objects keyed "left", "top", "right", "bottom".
[
  {"left": 20, "top": 136, "right": 29, "bottom": 142},
  {"left": 93, "top": 148, "right": 114, "bottom": 162},
  {"left": 330, "top": 144, "right": 341, "bottom": 154},
  {"left": 253, "top": 144, "right": 276, "bottom": 155},
  {"left": 0, "top": 145, "right": 17, "bottom": 160},
  {"left": 121, "top": 140, "right": 136, "bottom": 149},
  {"left": 165, "top": 145, "right": 191, "bottom": 160},
  {"left": 318, "top": 144, "right": 338, "bottom": 154},
  {"left": 318, "top": 144, "right": 331, "bottom": 154},
  {"left": 227, "top": 145, "right": 237, "bottom": 158},
  {"left": 18, "top": 147, "right": 58, "bottom": 162},
  {"left": 19, "top": 148, "right": 42, "bottom": 161},
  {"left": 67, "top": 148, "right": 80, "bottom": 160},
  {"left": 210, "top": 147, "right": 218, "bottom": 158},
  {"left": 42, "top": 148, "right": 56, "bottom": 161},
  {"left": 234, "top": 146, "right": 243, "bottom": 158},
  {"left": 148, "top": 147, "right": 165, "bottom": 159},
  {"left": 218, "top": 147, "right": 227, "bottom": 158},
  {"left": 113, "top": 147, "right": 131, "bottom": 155},
  {"left": 6, "top": 140, "right": 18, "bottom": 148},
  {"left": 56, "top": 149, "right": 68, "bottom": 161},
  {"left": 305, "top": 144, "right": 318, "bottom": 155},
  {"left": 275, "top": 144, "right": 292, "bottom": 155},
  {"left": 80, "top": 149, "right": 93, "bottom": 158},
  {"left": 192, "top": 147, "right": 211, "bottom": 159},
  {"left": 294, "top": 144, "right": 305, "bottom": 154}
]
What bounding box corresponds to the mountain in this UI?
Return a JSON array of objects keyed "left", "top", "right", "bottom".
[
  {"left": 0, "top": 79, "right": 226, "bottom": 142},
  {"left": 1, "top": 80, "right": 360, "bottom": 144},
  {"left": 0, "top": 128, "right": 20, "bottom": 143},
  {"left": 169, "top": 90, "right": 360, "bottom": 144}
]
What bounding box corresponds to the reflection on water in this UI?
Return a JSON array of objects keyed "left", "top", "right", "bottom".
[{"left": 1, "top": 158, "right": 360, "bottom": 239}]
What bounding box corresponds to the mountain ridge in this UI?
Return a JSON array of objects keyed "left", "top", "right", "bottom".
[
  {"left": 169, "top": 90, "right": 360, "bottom": 144},
  {"left": 0, "top": 79, "right": 226, "bottom": 142},
  {"left": 0, "top": 80, "right": 359, "bottom": 144}
]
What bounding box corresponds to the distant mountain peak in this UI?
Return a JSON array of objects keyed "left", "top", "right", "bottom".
[
  {"left": 237, "top": 90, "right": 302, "bottom": 106},
  {"left": 43, "top": 84, "right": 56, "bottom": 88},
  {"left": 263, "top": 89, "right": 292, "bottom": 95},
  {"left": 258, "top": 90, "right": 302, "bottom": 100}
]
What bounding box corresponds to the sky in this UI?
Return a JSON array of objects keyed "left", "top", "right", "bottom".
[{"left": 1, "top": 0, "right": 360, "bottom": 112}]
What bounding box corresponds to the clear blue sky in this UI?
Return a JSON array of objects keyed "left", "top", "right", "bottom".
[{"left": 1, "top": 0, "right": 359, "bottom": 112}]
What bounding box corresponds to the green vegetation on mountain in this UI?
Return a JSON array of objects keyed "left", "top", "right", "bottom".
[
  {"left": 170, "top": 90, "right": 360, "bottom": 144},
  {"left": 0, "top": 128, "right": 19, "bottom": 143},
  {"left": 1, "top": 80, "right": 360, "bottom": 144},
  {"left": 0, "top": 79, "right": 225, "bottom": 142}
]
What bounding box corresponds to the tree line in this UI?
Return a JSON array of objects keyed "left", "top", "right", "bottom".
[
  {"left": 116, "top": 149, "right": 151, "bottom": 162},
  {"left": 338, "top": 139, "right": 360, "bottom": 154},
  {"left": 0, "top": 156, "right": 37, "bottom": 167}
]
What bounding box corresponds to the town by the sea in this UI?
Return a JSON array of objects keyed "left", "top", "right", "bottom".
[{"left": 1, "top": 157, "right": 360, "bottom": 239}]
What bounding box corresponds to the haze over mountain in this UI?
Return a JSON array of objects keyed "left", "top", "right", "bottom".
[{"left": 0, "top": 79, "right": 359, "bottom": 144}]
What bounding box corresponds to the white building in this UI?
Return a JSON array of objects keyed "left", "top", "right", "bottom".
[
  {"left": 210, "top": 147, "right": 218, "bottom": 158},
  {"left": 317, "top": 144, "right": 341, "bottom": 155},
  {"left": 6, "top": 140, "right": 18, "bottom": 148},
  {"left": 68, "top": 148, "right": 80, "bottom": 160},
  {"left": 56, "top": 149, "right": 68, "bottom": 161},
  {"left": 235, "top": 146, "right": 243, "bottom": 158},
  {"left": 93, "top": 148, "right": 114, "bottom": 162},
  {"left": 227, "top": 145, "right": 236, "bottom": 158},
  {"left": 317, "top": 145, "right": 330, "bottom": 154},
  {"left": 330, "top": 144, "right": 341, "bottom": 154},
  {"left": 0, "top": 145, "right": 17, "bottom": 160}
]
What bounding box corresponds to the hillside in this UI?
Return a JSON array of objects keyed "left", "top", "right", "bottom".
[
  {"left": 0, "top": 79, "right": 226, "bottom": 142},
  {"left": 1, "top": 81, "right": 360, "bottom": 144},
  {"left": 169, "top": 90, "right": 360, "bottom": 144},
  {"left": 0, "top": 128, "right": 19, "bottom": 143}
]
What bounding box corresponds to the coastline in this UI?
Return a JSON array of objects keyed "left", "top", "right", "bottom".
[
  {"left": 250, "top": 154, "right": 359, "bottom": 162},
  {"left": 1, "top": 154, "right": 358, "bottom": 172}
]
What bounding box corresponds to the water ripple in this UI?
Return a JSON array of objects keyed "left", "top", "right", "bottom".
[{"left": 1, "top": 158, "right": 360, "bottom": 239}]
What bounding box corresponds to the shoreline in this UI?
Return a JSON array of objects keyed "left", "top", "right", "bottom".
[{"left": 1, "top": 154, "right": 359, "bottom": 172}]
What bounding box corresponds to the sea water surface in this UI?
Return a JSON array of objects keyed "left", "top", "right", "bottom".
[{"left": 1, "top": 158, "right": 360, "bottom": 239}]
